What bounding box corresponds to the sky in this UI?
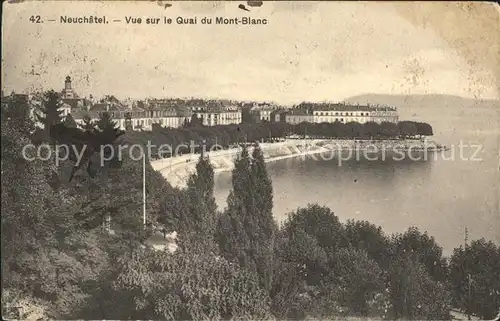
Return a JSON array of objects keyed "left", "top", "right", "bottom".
[{"left": 2, "top": 1, "right": 499, "bottom": 104}]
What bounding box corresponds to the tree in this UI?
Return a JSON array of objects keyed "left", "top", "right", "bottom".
[
  {"left": 96, "top": 112, "right": 120, "bottom": 137},
  {"left": 1, "top": 97, "right": 114, "bottom": 319},
  {"left": 217, "top": 146, "right": 255, "bottom": 267},
  {"left": 416, "top": 122, "right": 434, "bottom": 136},
  {"left": 124, "top": 112, "right": 133, "bottom": 131},
  {"left": 389, "top": 254, "right": 451, "bottom": 320},
  {"left": 276, "top": 204, "right": 348, "bottom": 318},
  {"left": 63, "top": 113, "right": 78, "bottom": 128},
  {"left": 362, "top": 122, "right": 381, "bottom": 139},
  {"left": 79, "top": 115, "right": 96, "bottom": 133},
  {"left": 283, "top": 204, "right": 345, "bottom": 256},
  {"left": 94, "top": 112, "right": 124, "bottom": 166},
  {"left": 333, "top": 248, "right": 385, "bottom": 316},
  {"left": 178, "top": 155, "right": 218, "bottom": 251},
  {"left": 390, "top": 227, "right": 448, "bottom": 283},
  {"left": 449, "top": 239, "right": 500, "bottom": 319},
  {"left": 343, "top": 219, "right": 391, "bottom": 270},
  {"left": 217, "top": 145, "right": 276, "bottom": 292},
  {"left": 1, "top": 93, "right": 35, "bottom": 136},
  {"left": 187, "top": 114, "right": 203, "bottom": 127},
  {"left": 93, "top": 248, "right": 272, "bottom": 320},
  {"left": 251, "top": 145, "right": 277, "bottom": 289},
  {"left": 398, "top": 121, "right": 418, "bottom": 138},
  {"left": 37, "top": 90, "right": 63, "bottom": 139},
  {"left": 345, "top": 122, "right": 364, "bottom": 138},
  {"left": 380, "top": 121, "right": 399, "bottom": 138}
]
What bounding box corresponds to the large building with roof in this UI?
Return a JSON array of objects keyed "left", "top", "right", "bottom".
[
  {"left": 190, "top": 100, "right": 242, "bottom": 126},
  {"left": 285, "top": 102, "right": 398, "bottom": 125},
  {"left": 249, "top": 102, "right": 280, "bottom": 122}
]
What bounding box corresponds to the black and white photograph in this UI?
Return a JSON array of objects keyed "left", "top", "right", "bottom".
[{"left": 1, "top": 1, "right": 499, "bottom": 320}]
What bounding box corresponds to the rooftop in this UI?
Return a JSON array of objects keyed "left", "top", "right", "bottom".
[{"left": 295, "top": 102, "right": 397, "bottom": 112}]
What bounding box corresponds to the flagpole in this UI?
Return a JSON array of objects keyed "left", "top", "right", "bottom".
[{"left": 143, "top": 154, "right": 146, "bottom": 228}]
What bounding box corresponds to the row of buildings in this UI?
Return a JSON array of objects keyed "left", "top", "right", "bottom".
[
  {"left": 249, "top": 102, "right": 398, "bottom": 124},
  {"left": 3, "top": 76, "right": 399, "bottom": 131}
]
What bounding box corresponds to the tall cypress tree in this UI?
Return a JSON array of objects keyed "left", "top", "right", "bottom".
[
  {"left": 217, "top": 144, "right": 276, "bottom": 292},
  {"left": 251, "top": 144, "right": 277, "bottom": 291},
  {"left": 217, "top": 145, "right": 253, "bottom": 264},
  {"left": 181, "top": 155, "right": 218, "bottom": 251}
]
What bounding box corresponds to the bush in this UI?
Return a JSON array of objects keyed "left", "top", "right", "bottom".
[{"left": 97, "top": 248, "right": 272, "bottom": 320}]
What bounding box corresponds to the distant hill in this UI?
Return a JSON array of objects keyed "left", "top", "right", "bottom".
[{"left": 344, "top": 94, "right": 499, "bottom": 110}]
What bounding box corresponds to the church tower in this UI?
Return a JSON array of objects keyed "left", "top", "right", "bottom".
[{"left": 63, "top": 75, "right": 74, "bottom": 99}]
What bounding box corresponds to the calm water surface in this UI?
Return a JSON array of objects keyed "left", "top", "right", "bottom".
[{"left": 214, "top": 106, "right": 500, "bottom": 255}]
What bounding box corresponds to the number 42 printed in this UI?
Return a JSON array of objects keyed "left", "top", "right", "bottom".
[{"left": 29, "top": 15, "right": 42, "bottom": 23}]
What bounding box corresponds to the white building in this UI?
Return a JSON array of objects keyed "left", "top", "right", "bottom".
[
  {"left": 285, "top": 103, "right": 398, "bottom": 125},
  {"left": 72, "top": 105, "right": 192, "bottom": 131},
  {"left": 191, "top": 101, "right": 242, "bottom": 126}
]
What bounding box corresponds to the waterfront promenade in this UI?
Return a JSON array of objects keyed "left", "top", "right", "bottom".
[{"left": 150, "top": 138, "right": 441, "bottom": 188}]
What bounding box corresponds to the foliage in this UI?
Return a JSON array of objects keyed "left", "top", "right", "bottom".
[
  {"left": 1, "top": 88, "right": 493, "bottom": 321},
  {"left": 332, "top": 248, "right": 385, "bottom": 316},
  {"left": 122, "top": 120, "right": 434, "bottom": 158},
  {"left": 217, "top": 145, "right": 277, "bottom": 292},
  {"left": 177, "top": 155, "right": 218, "bottom": 251},
  {"left": 36, "top": 90, "right": 64, "bottom": 140},
  {"left": 343, "top": 219, "right": 391, "bottom": 270},
  {"left": 63, "top": 113, "right": 78, "bottom": 128},
  {"left": 93, "top": 248, "right": 272, "bottom": 320},
  {"left": 124, "top": 112, "right": 133, "bottom": 131},
  {"left": 449, "top": 239, "right": 500, "bottom": 319},
  {"left": 390, "top": 227, "right": 449, "bottom": 283},
  {"left": 1, "top": 93, "right": 35, "bottom": 135},
  {"left": 388, "top": 254, "right": 452, "bottom": 320},
  {"left": 283, "top": 204, "right": 345, "bottom": 256},
  {"left": 79, "top": 114, "right": 96, "bottom": 133}
]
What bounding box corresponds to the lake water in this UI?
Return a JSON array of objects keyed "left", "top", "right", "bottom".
[{"left": 214, "top": 104, "right": 500, "bottom": 255}]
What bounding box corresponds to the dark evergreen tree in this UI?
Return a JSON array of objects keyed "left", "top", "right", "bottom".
[
  {"left": 79, "top": 115, "right": 96, "bottom": 133},
  {"left": 217, "top": 144, "right": 276, "bottom": 292},
  {"left": 124, "top": 112, "right": 133, "bottom": 131},
  {"left": 94, "top": 112, "right": 124, "bottom": 168},
  {"left": 96, "top": 112, "right": 120, "bottom": 137},
  {"left": 251, "top": 144, "right": 277, "bottom": 290},
  {"left": 36, "top": 90, "right": 63, "bottom": 140},
  {"left": 217, "top": 146, "right": 256, "bottom": 270},
  {"left": 63, "top": 113, "right": 78, "bottom": 128},
  {"left": 179, "top": 154, "right": 218, "bottom": 251}
]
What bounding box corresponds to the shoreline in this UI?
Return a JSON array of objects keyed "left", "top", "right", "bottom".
[{"left": 151, "top": 138, "right": 446, "bottom": 188}]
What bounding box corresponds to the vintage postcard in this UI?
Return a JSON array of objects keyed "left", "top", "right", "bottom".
[{"left": 1, "top": 1, "right": 499, "bottom": 320}]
